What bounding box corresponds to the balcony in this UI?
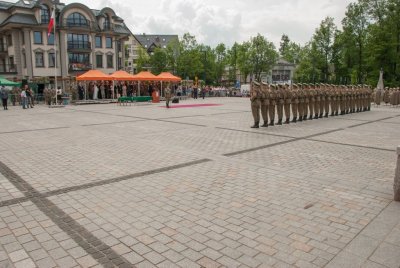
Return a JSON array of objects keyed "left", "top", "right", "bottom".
[
  {"left": 68, "top": 62, "right": 92, "bottom": 73},
  {"left": 67, "top": 41, "right": 92, "bottom": 51},
  {"left": 0, "top": 64, "right": 17, "bottom": 74},
  {"left": 63, "top": 19, "right": 97, "bottom": 31}
]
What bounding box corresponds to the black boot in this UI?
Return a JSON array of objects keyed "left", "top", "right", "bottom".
[
  {"left": 335, "top": 112, "right": 339, "bottom": 116},
  {"left": 303, "top": 115, "right": 308, "bottom": 121},
  {"left": 277, "top": 119, "right": 283, "bottom": 125},
  {"left": 292, "top": 117, "right": 297, "bottom": 123},
  {"left": 341, "top": 111, "right": 345, "bottom": 115},
  {"left": 270, "top": 120, "right": 275, "bottom": 126},
  {"left": 314, "top": 114, "right": 319, "bottom": 119},
  {"left": 309, "top": 115, "right": 313, "bottom": 120},
  {"left": 261, "top": 122, "right": 268, "bottom": 128},
  {"left": 251, "top": 122, "right": 259, "bottom": 128},
  {"left": 319, "top": 113, "right": 323, "bottom": 118},
  {"left": 299, "top": 117, "right": 303, "bottom": 122},
  {"left": 330, "top": 112, "right": 335, "bottom": 116},
  {"left": 284, "top": 119, "right": 290, "bottom": 124}
]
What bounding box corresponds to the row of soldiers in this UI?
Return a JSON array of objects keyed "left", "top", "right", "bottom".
[
  {"left": 375, "top": 88, "right": 400, "bottom": 106},
  {"left": 250, "top": 83, "right": 373, "bottom": 128}
]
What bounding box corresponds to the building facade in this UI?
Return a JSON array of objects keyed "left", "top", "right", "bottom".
[
  {"left": 125, "top": 34, "right": 178, "bottom": 74},
  {"left": 0, "top": 0, "right": 131, "bottom": 84}
]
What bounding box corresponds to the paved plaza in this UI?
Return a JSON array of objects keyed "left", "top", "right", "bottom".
[{"left": 0, "top": 98, "right": 399, "bottom": 268}]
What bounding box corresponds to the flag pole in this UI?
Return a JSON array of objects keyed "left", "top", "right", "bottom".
[{"left": 53, "top": 6, "right": 58, "bottom": 105}]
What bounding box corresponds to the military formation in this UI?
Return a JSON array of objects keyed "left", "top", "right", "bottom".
[
  {"left": 250, "top": 82, "right": 373, "bottom": 128},
  {"left": 377, "top": 87, "right": 400, "bottom": 106}
]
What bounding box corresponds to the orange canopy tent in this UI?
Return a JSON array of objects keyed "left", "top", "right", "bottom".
[
  {"left": 132, "top": 71, "right": 158, "bottom": 81},
  {"left": 110, "top": 70, "right": 135, "bottom": 81},
  {"left": 156, "top": 72, "right": 182, "bottom": 82},
  {"left": 76, "top": 70, "right": 110, "bottom": 81}
]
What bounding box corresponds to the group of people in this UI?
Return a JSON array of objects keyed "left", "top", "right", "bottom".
[
  {"left": 375, "top": 87, "right": 400, "bottom": 106},
  {"left": 250, "top": 83, "right": 373, "bottom": 128},
  {"left": 0, "top": 85, "right": 35, "bottom": 110}
]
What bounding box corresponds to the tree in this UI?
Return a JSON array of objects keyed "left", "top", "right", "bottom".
[
  {"left": 136, "top": 46, "right": 150, "bottom": 72},
  {"left": 165, "top": 38, "right": 181, "bottom": 74},
  {"left": 150, "top": 48, "right": 167, "bottom": 75},
  {"left": 279, "top": 34, "right": 290, "bottom": 56},
  {"left": 342, "top": 2, "right": 369, "bottom": 83},
  {"left": 249, "top": 34, "right": 279, "bottom": 82},
  {"left": 176, "top": 33, "right": 203, "bottom": 81},
  {"left": 313, "top": 17, "right": 337, "bottom": 82},
  {"left": 214, "top": 43, "right": 227, "bottom": 85},
  {"left": 236, "top": 41, "right": 252, "bottom": 83}
]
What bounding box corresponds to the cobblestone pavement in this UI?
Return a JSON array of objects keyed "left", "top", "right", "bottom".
[{"left": 0, "top": 98, "right": 399, "bottom": 268}]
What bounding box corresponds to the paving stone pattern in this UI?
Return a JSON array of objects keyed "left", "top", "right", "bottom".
[{"left": 0, "top": 98, "right": 399, "bottom": 268}]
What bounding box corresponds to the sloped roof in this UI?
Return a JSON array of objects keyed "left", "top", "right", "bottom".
[
  {"left": 0, "top": 13, "right": 37, "bottom": 26},
  {"left": 134, "top": 34, "right": 178, "bottom": 49},
  {"left": 0, "top": 1, "right": 13, "bottom": 10}
]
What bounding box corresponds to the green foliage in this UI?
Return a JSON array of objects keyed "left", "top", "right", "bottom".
[
  {"left": 136, "top": 46, "right": 150, "bottom": 73},
  {"left": 249, "top": 34, "right": 279, "bottom": 82},
  {"left": 150, "top": 48, "right": 167, "bottom": 75}
]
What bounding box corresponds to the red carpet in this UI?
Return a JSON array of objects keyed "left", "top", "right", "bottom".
[{"left": 160, "top": 104, "right": 223, "bottom": 109}]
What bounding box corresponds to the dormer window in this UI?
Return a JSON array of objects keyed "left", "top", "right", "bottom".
[
  {"left": 104, "top": 14, "right": 111, "bottom": 30},
  {"left": 67, "top": 12, "right": 88, "bottom": 27},
  {"left": 40, "top": 4, "right": 50, "bottom": 24}
]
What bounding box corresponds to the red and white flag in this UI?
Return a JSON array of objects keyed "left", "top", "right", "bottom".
[{"left": 47, "top": 9, "right": 55, "bottom": 38}]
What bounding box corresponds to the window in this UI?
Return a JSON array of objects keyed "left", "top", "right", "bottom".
[
  {"left": 104, "top": 14, "right": 111, "bottom": 30},
  {"left": 9, "top": 56, "right": 14, "bottom": 67},
  {"left": 106, "top": 37, "right": 112, "bottom": 48},
  {"left": 68, "top": 53, "right": 91, "bottom": 71},
  {"left": 107, "top": 54, "right": 113, "bottom": 68},
  {"left": 67, "top": 12, "right": 88, "bottom": 27},
  {"left": 35, "top": 52, "right": 44, "bottom": 67},
  {"left": 48, "top": 33, "right": 54, "bottom": 45},
  {"left": 22, "top": 53, "right": 26, "bottom": 68},
  {"left": 96, "top": 54, "right": 103, "bottom": 68},
  {"left": 21, "top": 32, "right": 24, "bottom": 45},
  {"left": 67, "top": 34, "right": 90, "bottom": 49},
  {"left": 40, "top": 4, "right": 50, "bottom": 24},
  {"left": 95, "top": 36, "right": 102, "bottom": 48},
  {"left": 7, "top": 35, "right": 12, "bottom": 46},
  {"left": 34, "top": 32, "right": 42, "bottom": 44},
  {"left": 48, "top": 52, "right": 55, "bottom": 67}
]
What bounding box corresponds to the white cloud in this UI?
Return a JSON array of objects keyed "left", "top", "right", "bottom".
[{"left": 63, "top": 0, "right": 355, "bottom": 47}]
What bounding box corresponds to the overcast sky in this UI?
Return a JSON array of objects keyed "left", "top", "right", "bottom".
[{"left": 64, "top": 0, "right": 355, "bottom": 48}]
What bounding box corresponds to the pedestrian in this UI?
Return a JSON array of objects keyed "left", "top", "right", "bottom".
[
  {"left": 25, "top": 85, "right": 34, "bottom": 108},
  {"left": 1, "top": 85, "right": 9, "bottom": 110},
  {"left": 20, "top": 87, "right": 27, "bottom": 109},
  {"left": 201, "top": 87, "right": 206, "bottom": 99},
  {"left": 165, "top": 86, "right": 172, "bottom": 108}
]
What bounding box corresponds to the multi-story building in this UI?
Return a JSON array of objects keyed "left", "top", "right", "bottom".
[
  {"left": 125, "top": 34, "right": 178, "bottom": 74},
  {"left": 0, "top": 0, "right": 131, "bottom": 86}
]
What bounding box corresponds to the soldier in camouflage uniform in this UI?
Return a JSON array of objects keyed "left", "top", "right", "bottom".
[
  {"left": 308, "top": 85, "right": 315, "bottom": 120},
  {"left": 276, "top": 84, "right": 284, "bottom": 125},
  {"left": 250, "top": 81, "right": 262, "bottom": 128},
  {"left": 269, "top": 85, "right": 277, "bottom": 126},
  {"left": 291, "top": 84, "right": 299, "bottom": 123},
  {"left": 303, "top": 84, "right": 309, "bottom": 121},
  {"left": 298, "top": 84, "right": 304, "bottom": 122},
  {"left": 260, "top": 82, "right": 270, "bottom": 127},
  {"left": 283, "top": 84, "right": 292, "bottom": 124},
  {"left": 314, "top": 84, "right": 321, "bottom": 119}
]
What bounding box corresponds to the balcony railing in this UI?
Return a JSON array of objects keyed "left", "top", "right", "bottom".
[
  {"left": 68, "top": 63, "right": 92, "bottom": 72},
  {"left": 67, "top": 41, "right": 91, "bottom": 50},
  {"left": 0, "top": 64, "right": 17, "bottom": 74},
  {"left": 63, "top": 19, "right": 97, "bottom": 30}
]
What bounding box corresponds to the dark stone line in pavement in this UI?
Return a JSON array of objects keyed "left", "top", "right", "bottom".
[
  {"left": 0, "top": 127, "right": 70, "bottom": 135},
  {"left": 42, "top": 159, "right": 212, "bottom": 198},
  {"left": 307, "top": 139, "right": 396, "bottom": 152},
  {"left": 0, "top": 161, "right": 135, "bottom": 268},
  {"left": 223, "top": 128, "right": 343, "bottom": 157}
]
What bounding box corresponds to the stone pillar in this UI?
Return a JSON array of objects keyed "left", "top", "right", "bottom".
[
  {"left": 59, "top": 30, "right": 67, "bottom": 77},
  {"left": 395, "top": 146, "right": 400, "bottom": 201},
  {"left": 91, "top": 33, "right": 96, "bottom": 69},
  {"left": 11, "top": 31, "right": 22, "bottom": 78},
  {"left": 23, "top": 29, "right": 33, "bottom": 78}
]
